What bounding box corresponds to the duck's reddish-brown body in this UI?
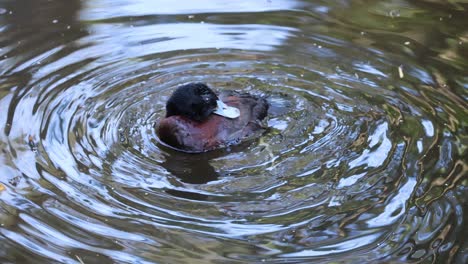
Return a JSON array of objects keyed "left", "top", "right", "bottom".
[{"left": 157, "top": 93, "right": 268, "bottom": 152}]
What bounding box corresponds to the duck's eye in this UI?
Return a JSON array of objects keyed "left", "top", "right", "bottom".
[{"left": 201, "top": 94, "right": 212, "bottom": 102}]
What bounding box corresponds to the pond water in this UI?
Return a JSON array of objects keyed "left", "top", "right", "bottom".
[{"left": 0, "top": 0, "right": 467, "bottom": 263}]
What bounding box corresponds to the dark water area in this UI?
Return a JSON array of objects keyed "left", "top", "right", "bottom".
[{"left": 0, "top": 0, "right": 467, "bottom": 263}]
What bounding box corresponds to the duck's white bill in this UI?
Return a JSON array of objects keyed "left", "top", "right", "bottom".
[{"left": 213, "top": 100, "right": 240, "bottom": 119}]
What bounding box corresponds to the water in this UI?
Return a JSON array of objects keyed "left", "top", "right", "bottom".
[{"left": 0, "top": 0, "right": 467, "bottom": 263}]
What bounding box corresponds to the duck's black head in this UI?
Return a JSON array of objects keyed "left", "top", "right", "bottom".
[{"left": 165, "top": 83, "right": 219, "bottom": 122}]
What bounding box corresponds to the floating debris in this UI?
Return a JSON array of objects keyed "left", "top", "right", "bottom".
[
  {"left": 398, "top": 65, "right": 404, "bottom": 78},
  {"left": 76, "top": 255, "right": 85, "bottom": 264},
  {"left": 28, "top": 135, "right": 37, "bottom": 152},
  {"left": 8, "top": 176, "right": 21, "bottom": 187}
]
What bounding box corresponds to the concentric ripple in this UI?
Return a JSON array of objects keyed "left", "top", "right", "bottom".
[{"left": 1, "top": 0, "right": 467, "bottom": 263}]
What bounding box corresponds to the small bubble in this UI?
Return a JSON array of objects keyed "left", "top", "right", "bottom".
[
  {"left": 360, "top": 31, "right": 365, "bottom": 35},
  {"left": 200, "top": 21, "right": 205, "bottom": 24},
  {"left": 318, "top": 45, "right": 322, "bottom": 48},
  {"left": 52, "top": 19, "right": 58, "bottom": 24},
  {"left": 188, "top": 15, "right": 194, "bottom": 19},
  {"left": 439, "top": 17, "right": 443, "bottom": 21},
  {"left": 404, "top": 41, "right": 410, "bottom": 45},
  {"left": 67, "top": 25, "right": 71, "bottom": 30},
  {"left": 8, "top": 11, "right": 13, "bottom": 15}
]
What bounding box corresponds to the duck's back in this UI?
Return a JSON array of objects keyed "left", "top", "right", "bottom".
[{"left": 157, "top": 92, "right": 268, "bottom": 152}]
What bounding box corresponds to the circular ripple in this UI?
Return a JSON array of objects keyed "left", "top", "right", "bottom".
[
  {"left": 1, "top": 3, "right": 466, "bottom": 263},
  {"left": 11, "top": 47, "right": 458, "bottom": 261}
]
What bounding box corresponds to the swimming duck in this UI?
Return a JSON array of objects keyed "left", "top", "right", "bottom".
[{"left": 156, "top": 83, "right": 268, "bottom": 152}]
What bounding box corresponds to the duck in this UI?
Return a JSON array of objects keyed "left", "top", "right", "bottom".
[{"left": 156, "top": 83, "right": 268, "bottom": 153}]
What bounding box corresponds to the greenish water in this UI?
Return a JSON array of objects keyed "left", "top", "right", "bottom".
[{"left": 0, "top": 0, "right": 467, "bottom": 263}]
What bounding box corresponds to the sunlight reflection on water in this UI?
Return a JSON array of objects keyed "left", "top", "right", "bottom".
[{"left": 0, "top": 0, "right": 466, "bottom": 263}]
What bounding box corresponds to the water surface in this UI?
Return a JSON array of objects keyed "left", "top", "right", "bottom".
[{"left": 0, "top": 0, "right": 467, "bottom": 263}]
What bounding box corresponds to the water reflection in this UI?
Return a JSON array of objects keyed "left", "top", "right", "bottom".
[
  {"left": 0, "top": 0, "right": 467, "bottom": 263},
  {"left": 81, "top": 0, "right": 300, "bottom": 19},
  {"left": 0, "top": 0, "right": 85, "bottom": 75},
  {"left": 81, "top": 23, "right": 296, "bottom": 56},
  {"left": 161, "top": 150, "right": 220, "bottom": 184}
]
